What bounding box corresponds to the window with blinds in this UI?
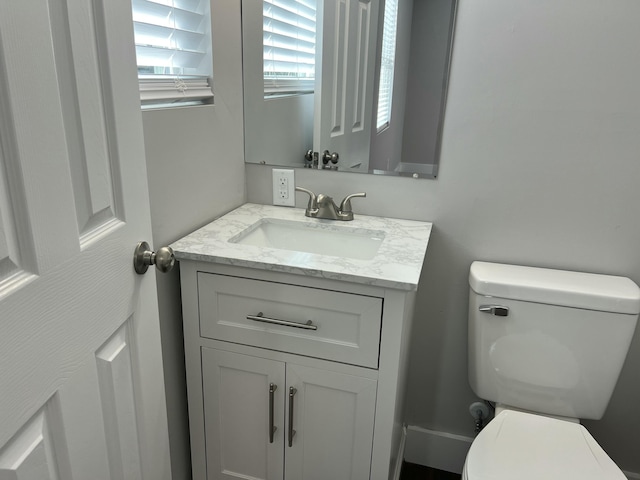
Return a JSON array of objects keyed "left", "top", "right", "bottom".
[
  {"left": 263, "top": 0, "right": 317, "bottom": 96},
  {"left": 376, "top": 0, "right": 399, "bottom": 130},
  {"left": 131, "top": 0, "right": 213, "bottom": 106}
]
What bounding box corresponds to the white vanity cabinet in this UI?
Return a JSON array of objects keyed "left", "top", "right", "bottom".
[
  {"left": 172, "top": 204, "right": 432, "bottom": 480},
  {"left": 179, "top": 262, "right": 418, "bottom": 480}
]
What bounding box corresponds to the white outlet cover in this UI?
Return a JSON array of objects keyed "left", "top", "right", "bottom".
[{"left": 272, "top": 168, "right": 295, "bottom": 206}]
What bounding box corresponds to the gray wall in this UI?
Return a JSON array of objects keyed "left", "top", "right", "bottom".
[
  {"left": 246, "top": 0, "right": 640, "bottom": 473},
  {"left": 141, "top": 2, "right": 246, "bottom": 479}
]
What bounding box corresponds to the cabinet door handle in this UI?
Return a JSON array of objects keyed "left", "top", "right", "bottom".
[
  {"left": 247, "top": 312, "right": 317, "bottom": 331},
  {"left": 269, "top": 383, "right": 277, "bottom": 443},
  {"left": 288, "top": 387, "right": 297, "bottom": 447}
]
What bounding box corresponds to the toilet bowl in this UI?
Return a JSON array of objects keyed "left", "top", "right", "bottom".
[{"left": 464, "top": 262, "right": 640, "bottom": 479}]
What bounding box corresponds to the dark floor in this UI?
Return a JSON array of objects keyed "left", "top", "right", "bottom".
[{"left": 400, "top": 462, "right": 461, "bottom": 480}]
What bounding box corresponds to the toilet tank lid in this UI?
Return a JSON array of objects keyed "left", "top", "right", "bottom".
[{"left": 469, "top": 262, "right": 640, "bottom": 314}]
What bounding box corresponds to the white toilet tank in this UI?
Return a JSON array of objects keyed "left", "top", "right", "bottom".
[{"left": 468, "top": 261, "right": 640, "bottom": 420}]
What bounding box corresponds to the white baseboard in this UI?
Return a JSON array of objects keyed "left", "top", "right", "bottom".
[
  {"left": 391, "top": 426, "right": 407, "bottom": 480},
  {"left": 403, "top": 424, "right": 640, "bottom": 480},
  {"left": 403, "top": 425, "right": 473, "bottom": 475}
]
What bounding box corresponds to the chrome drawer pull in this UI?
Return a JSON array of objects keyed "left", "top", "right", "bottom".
[
  {"left": 246, "top": 312, "right": 318, "bottom": 331},
  {"left": 269, "top": 383, "right": 277, "bottom": 443},
  {"left": 288, "top": 387, "right": 297, "bottom": 447}
]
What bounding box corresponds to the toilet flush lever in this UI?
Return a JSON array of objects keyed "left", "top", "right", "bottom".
[{"left": 479, "top": 305, "right": 509, "bottom": 317}]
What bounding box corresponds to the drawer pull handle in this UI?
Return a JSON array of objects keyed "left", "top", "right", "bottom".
[
  {"left": 269, "top": 383, "right": 277, "bottom": 443},
  {"left": 246, "top": 312, "right": 318, "bottom": 331},
  {"left": 288, "top": 386, "right": 297, "bottom": 447}
]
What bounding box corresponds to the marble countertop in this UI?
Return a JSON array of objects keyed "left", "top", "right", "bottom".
[{"left": 171, "top": 203, "right": 432, "bottom": 291}]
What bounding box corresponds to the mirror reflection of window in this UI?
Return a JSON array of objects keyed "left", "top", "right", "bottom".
[
  {"left": 376, "top": 0, "right": 399, "bottom": 131},
  {"left": 263, "top": 0, "right": 317, "bottom": 97}
]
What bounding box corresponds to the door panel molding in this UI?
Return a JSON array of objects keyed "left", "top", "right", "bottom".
[
  {"left": 0, "top": 399, "right": 71, "bottom": 480},
  {"left": 96, "top": 320, "right": 143, "bottom": 480}
]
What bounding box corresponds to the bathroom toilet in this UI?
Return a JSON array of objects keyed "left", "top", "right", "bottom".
[{"left": 463, "top": 261, "right": 640, "bottom": 480}]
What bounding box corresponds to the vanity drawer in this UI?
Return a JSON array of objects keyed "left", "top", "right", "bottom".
[{"left": 197, "top": 273, "right": 383, "bottom": 368}]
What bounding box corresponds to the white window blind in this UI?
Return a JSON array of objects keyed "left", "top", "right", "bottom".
[
  {"left": 263, "top": 0, "right": 316, "bottom": 96},
  {"left": 132, "top": 0, "right": 213, "bottom": 105},
  {"left": 376, "top": 0, "right": 399, "bottom": 130}
]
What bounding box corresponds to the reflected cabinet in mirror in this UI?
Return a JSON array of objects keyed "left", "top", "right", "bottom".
[{"left": 243, "top": 0, "right": 457, "bottom": 178}]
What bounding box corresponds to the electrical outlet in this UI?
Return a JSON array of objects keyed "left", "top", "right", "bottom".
[{"left": 272, "top": 168, "right": 295, "bottom": 206}]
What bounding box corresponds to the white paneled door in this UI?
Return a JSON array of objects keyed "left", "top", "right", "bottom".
[
  {"left": 0, "top": 2, "right": 170, "bottom": 480},
  {"left": 314, "top": 0, "right": 379, "bottom": 173}
]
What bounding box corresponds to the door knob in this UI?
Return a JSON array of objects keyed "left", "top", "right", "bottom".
[
  {"left": 303, "top": 149, "right": 318, "bottom": 168},
  {"left": 133, "top": 241, "right": 175, "bottom": 274},
  {"left": 322, "top": 150, "right": 339, "bottom": 165},
  {"left": 304, "top": 149, "right": 314, "bottom": 162}
]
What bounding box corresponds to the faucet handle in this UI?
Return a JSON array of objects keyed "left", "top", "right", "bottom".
[
  {"left": 295, "top": 186, "right": 318, "bottom": 214},
  {"left": 339, "top": 192, "right": 366, "bottom": 213}
]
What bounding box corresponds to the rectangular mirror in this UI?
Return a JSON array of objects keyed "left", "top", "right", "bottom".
[{"left": 242, "top": 0, "right": 457, "bottom": 179}]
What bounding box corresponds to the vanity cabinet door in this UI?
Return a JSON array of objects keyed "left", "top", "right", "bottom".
[
  {"left": 285, "top": 364, "right": 377, "bottom": 480},
  {"left": 202, "top": 348, "right": 285, "bottom": 480}
]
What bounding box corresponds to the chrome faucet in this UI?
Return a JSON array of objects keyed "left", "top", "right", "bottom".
[
  {"left": 295, "top": 187, "right": 366, "bottom": 221},
  {"left": 295, "top": 186, "right": 318, "bottom": 216}
]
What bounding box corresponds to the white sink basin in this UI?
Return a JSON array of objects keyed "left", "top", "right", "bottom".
[{"left": 229, "top": 218, "right": 385, "bottom": 260}]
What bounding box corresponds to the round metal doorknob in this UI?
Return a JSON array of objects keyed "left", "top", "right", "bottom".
[
  {"left": 322, "top": 150, "right": 339, "bottom": 164},
  {"left": 134, "top": 241, "right": 175, "bottom": 274},
  {"left": 304, "top": 149, "right": 314, "bottom": 161}
]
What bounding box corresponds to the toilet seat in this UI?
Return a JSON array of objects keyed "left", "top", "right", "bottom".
[{"left": 463, "top": 409, "right": 626, "bottom": 480}]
